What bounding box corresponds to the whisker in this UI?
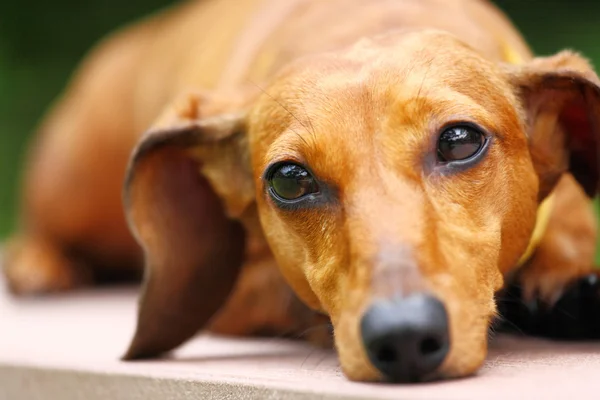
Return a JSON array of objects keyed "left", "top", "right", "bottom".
[
  {"left": 300, "top": 347, "right": 320, "bottom": 369},
  {"left": 492, "top": 313, "right": 526, "bottom": 336},
  {"left": 292, "top": 322, "right": 334, "bottom": 341},
  {"left": 313, "top": 352, "right": 334, "bottom": 370}
]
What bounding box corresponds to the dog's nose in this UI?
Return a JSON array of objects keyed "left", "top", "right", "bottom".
[{"left": 360, "top": 294, "right": 450, "bottom": 382}]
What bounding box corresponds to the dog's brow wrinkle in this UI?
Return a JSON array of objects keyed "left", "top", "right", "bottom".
[
  {"left": 415, "top": 57, "right": 435, "bottom": 107},
  {"left": 249, "top": 79, "right": 314, "bottom": 147},
  {"left": 298, "top": 97, "right": 318, "bottom": 141}
]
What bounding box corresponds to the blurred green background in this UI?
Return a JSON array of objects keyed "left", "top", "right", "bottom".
[{"left": 0, "top": 0, "right": 599, "bottom": 258}]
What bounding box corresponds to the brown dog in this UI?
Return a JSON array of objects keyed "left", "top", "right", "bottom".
[{"left": 4, "top": 0, "right": 600, "bottom": 383}]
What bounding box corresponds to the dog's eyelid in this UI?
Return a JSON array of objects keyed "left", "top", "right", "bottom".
[
  {"left": 437, "top": 120, "right": 492, "bottom": 138},
  {"left": 262, "top": 158, "right": 310, "bottom": 180}
]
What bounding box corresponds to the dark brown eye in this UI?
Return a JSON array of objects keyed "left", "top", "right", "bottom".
[
  {"left": 268, "top": 163, "right": 319, "bottom": 201},
  {"left": 437, "top": 125, "right": 485, "bottom": 162}
]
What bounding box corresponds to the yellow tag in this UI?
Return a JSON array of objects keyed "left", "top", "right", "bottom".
[{"left": 502, "top": 42, "right": 525, "bottom": 65}]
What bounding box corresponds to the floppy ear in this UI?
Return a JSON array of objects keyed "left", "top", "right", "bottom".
[
  {"left": 505, "top": 51, "right": 600, "bottom": 200},
  {"left": 122, "top": 92, "right": 255, "bottom": 360}
]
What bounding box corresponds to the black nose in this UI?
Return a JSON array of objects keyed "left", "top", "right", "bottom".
[{"left": 360, "top": 294, "right": 450, "bottom": 383}]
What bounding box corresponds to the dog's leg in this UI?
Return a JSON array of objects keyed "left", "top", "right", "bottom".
[
  {"left": 498, "top": 174, "right": 600, "bottom": 338},
  {"left": 3, "top": 236, "right": 92, "bottom": 294},
  {"left": 3, "top": 27, "right": 153, "bottom": 295},
  {"left": 208, "top": 257, "right": 333, "bottom": 347}
]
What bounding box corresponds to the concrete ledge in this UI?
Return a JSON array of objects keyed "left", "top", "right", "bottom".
[{"left": 2, "top": 283, "right": 600, "bottom": 399}]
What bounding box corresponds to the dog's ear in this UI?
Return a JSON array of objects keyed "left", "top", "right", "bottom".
[
  {"left": 505, "top": 51, "right": 600, "bottom": 200},
  {"left": 122, "top": 92, "right": 255, "bottom": 360}
]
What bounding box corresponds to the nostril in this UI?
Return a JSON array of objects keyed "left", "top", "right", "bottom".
[
  {"left": 375, "top": 343, "right": 398, "bottom": 364},
  {"left": 419, "top": 336, "right": 442, "bottom": 356}
]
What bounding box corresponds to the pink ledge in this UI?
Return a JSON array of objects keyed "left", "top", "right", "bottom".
[{"left": 1, "top": 281, "right": 600, "bottom": 399}]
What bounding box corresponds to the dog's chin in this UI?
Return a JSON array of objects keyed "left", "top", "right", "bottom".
[
  {"left": 436, "top": 326, "right": 489, "bottom": 382},
  {"left": 332, "top": 304, "right": 490, "bottom": 383},
  {"left": 435, "top": 359, "right": 484, "bottom": 382},
  {"left": 339, "top": 357, "right": 477, "bottom": 384},
  {"left": 338, "top": 324, "right": 489, "bottom": 383},
  {"left": 333, "top": 309, "right": 382, "bottom": 382},
  {"left": 344, "top": 366, "right": 447, "bottom": 384},
  {"left": 339, "top": 353, "right": 483, "bottom": 384}
]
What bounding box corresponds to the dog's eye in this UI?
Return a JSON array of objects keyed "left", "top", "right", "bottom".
[
  {"left": 437, "top": 125, "right": 485, "bottom": 162},
  {"left": 268, "top": 163, "right": 319, "bottom": 201}
]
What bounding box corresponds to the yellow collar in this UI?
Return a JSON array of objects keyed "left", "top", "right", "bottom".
[
  {"left": 502, "top": 41, "right": 555, "bottom": 267},
  {"left": 516, "top": 193, "right": 555, "bottom": 266}
]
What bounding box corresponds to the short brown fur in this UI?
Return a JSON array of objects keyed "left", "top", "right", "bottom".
[{"left": 4, "top": 0, "right": 600, "bottom": 382}]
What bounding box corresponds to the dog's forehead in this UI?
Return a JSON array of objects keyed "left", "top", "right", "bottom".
[
  {"left": 283, "top": 32, "right": 501, "bottom": 85},
  {"left": 258, "top": 31, "right": 515, "bottom": 122},
  {"left": 249, "top": 31, "right": 522, "bottom": 172}
]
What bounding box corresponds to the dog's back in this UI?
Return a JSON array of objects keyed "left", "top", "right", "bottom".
[{"left": 84, "top": 0, "right": 533, "bottom": 134}]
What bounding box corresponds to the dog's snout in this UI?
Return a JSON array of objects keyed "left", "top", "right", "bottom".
[{"left": 360, "top": 294, "right": 450, "bottom": 382}]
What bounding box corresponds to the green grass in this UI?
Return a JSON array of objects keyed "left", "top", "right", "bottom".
[{"left": 0, "top": 0, "right": 599, "bottom": 261}]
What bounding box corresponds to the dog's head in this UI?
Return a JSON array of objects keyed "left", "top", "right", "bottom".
[{"left": 123, "top": 31, "right": 600, "bottom": 382}]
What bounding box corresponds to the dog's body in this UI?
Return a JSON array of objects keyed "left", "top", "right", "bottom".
[{"left": 5, "top": 0, "right": 600, "bottom": 383}]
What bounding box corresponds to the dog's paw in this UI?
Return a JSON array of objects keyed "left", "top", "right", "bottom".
[
  {"left": 2, "top": 237, "right": 91, "bottom": 296},
  {"left": 497, "top": 272, "right": 600, "bottom": 339},
  {"left": 517, "top": 259, "right": 591, "bottom": 306}
]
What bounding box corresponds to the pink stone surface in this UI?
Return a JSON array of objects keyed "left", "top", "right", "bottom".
[{"left": 2, "top": 282, "right": 600, "bottom": 399}]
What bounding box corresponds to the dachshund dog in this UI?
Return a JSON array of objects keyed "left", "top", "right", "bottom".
[{"left": 4, "top": 0, "right": 600, "bottom": 383}]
